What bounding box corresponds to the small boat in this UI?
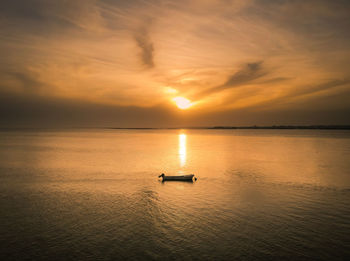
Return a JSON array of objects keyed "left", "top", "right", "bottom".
[{"left": 158, "top": 173, "right": 197, "bottom": 182}]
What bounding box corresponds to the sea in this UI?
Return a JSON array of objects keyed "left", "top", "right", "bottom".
[{"left": 0, "top": 129, "right": 349, "bottom": 260}]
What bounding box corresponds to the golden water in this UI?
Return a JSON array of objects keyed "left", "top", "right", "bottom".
[{"left": 0, "top": 129, "right": 349, "bottom": 260}]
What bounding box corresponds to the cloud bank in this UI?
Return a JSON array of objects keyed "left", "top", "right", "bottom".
[{"left": 0, "top": 0, "right": 350, "bottom": 126}]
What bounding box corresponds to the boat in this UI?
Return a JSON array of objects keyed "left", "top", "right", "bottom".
[{"left": 158, "top": 173, "right": 197, "bottom": 182}]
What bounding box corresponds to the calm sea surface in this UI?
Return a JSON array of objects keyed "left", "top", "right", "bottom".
[{"left": 0, "top": 129, "right": 349, "bottom": 260}]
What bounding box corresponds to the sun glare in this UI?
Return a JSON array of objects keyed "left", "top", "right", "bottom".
[{"left": 173, "top": 97, "right": 192, "bottom": 109}]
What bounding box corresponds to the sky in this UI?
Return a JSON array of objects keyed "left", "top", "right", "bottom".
[{"left": 1, "top": 0, "right": 350, "bottom": 127}]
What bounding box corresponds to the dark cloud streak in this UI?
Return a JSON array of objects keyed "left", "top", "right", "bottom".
[
  {"left": 194, "top": 62, "right": 266, "bottom": 99},
  {"left": 134, "top": 24, "right": 155, "bottom": 68},
  {"left": 0, "top": 68, "right": 46, "bottom": 96},
  {"left": 289, "top": 79, "right": 350, "bottom": 98},
  {"left": 244, "top": 78, "right": 350, "bottom": 110}
]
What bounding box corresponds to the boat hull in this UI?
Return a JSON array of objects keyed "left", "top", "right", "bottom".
[{"left": 162, "top": 174, "right": 195, "bottom": 182}]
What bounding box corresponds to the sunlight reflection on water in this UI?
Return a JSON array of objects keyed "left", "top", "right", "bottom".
[{"left": 178, "top": 133, "right": 186, "bottom": 168}]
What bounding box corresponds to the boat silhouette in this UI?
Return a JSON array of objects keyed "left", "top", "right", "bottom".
[{"left": 158, "top": 173, "right": 197, "bottom": 182}]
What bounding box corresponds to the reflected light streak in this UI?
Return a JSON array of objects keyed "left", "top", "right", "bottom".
[{"left": 179, "top": 133, "right": 187, "bottom": 167}]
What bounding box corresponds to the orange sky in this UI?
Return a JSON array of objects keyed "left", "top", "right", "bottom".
[{"left": 1, "top": 0, "right": 350, "bottom": 127}]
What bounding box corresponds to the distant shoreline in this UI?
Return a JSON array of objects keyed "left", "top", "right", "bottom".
[
  {"left": 210, "top": 125, "right": 350, "bottom": 130},
  {"left": 1, "top": 125, "right": 350, "bottom": 131},
  {"left": 109, "top": 125, "right": 350, "bottom": 130}
]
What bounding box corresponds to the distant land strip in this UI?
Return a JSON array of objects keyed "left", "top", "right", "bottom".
[
  {"left": 1, "top": 126, "right": 350, "bottom": 131},
  {"left": 109, "top": 125, "right": 350, "bottom": 130},
  {"left": 210, "top": 125, "right": 350, "bottom": 129}
]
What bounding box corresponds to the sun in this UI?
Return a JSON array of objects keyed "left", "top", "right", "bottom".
[{"left": 172, "top": 97, "right": 192, "bottom": 109}]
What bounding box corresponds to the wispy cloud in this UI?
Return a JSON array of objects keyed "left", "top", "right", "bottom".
[
  {"left": 220, "top": 62, "right": 265, "bottom": 88},
  {"left": 278, "top": 79, "right": 350, "bottom": 103},
  {"left": 134, "top": 20, "right": 155, "bottom": 68},
  {"left": 0, "top": 69, "right": 44, "bottom": 95},
  {"left": 194, "top": 62, "right": 266, "bottom": 98},
  {"left": 236, "top": 78, "right": 350, "bottom": 111}
]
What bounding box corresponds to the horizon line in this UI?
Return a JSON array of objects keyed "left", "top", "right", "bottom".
[{"left": 1, "top": 125, "right": 350, "bottom": 130}]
